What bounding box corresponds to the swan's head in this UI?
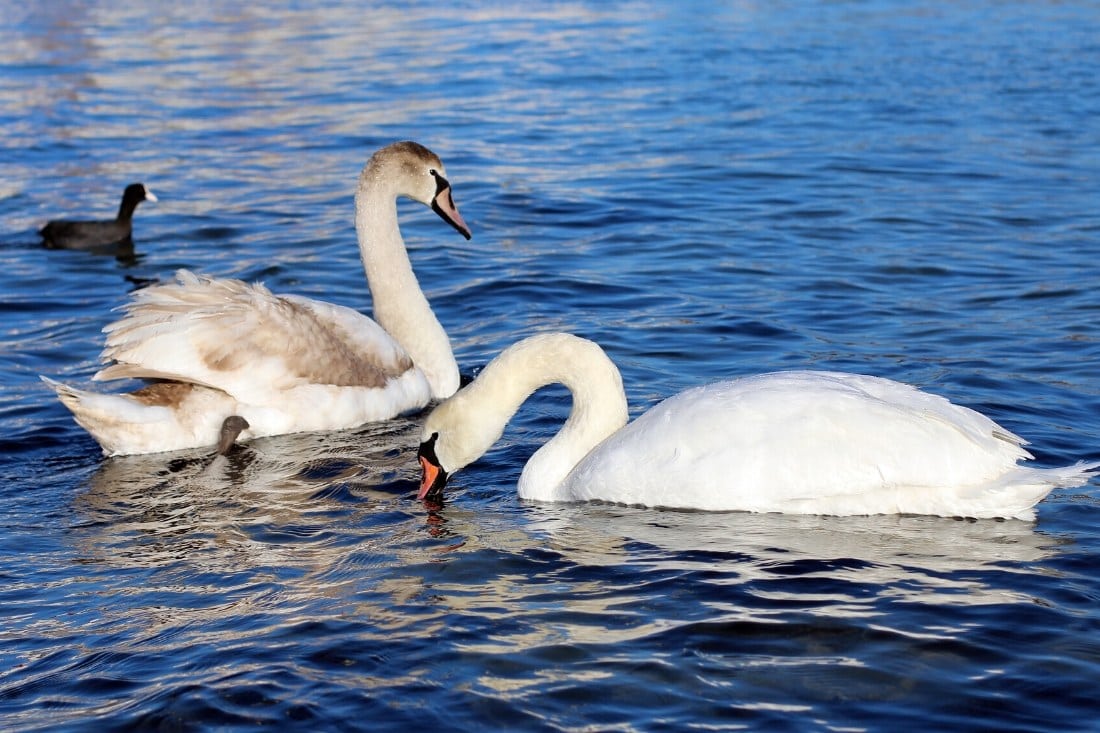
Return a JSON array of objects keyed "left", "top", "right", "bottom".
[
  {"left": 417, "top": 432, "right": 450, "bottom": 502},
  {"left": 364, "top": 141, "right": 472, "bottom": 240},
  {"left": 416, "top": 385, "right": 507, "bottom": 502}
]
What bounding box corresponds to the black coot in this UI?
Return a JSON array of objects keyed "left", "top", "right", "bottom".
[{"left": 40, "top": 183, "right": 157, "bottom": 250}]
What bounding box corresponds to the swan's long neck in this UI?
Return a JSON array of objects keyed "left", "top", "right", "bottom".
[
  {"left": 355, "top": 184, "right": 459, "bottom": 399},
  {"left": 453, "top": 334, "right": 629, "bottom": 501}
]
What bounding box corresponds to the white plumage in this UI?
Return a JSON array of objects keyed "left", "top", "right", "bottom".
[{"left": 419, "top": 333, "right": 1097, "bottom": 520}]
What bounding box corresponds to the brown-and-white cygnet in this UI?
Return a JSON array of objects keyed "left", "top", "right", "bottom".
[{"left": 44, "top": 142, "right": 471, "bottom": 455}]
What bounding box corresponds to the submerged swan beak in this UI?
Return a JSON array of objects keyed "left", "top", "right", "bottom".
[
  {"left": 417, "top": 433, "right": 449, "bottom": 501},
  {"left": 430, "top": 175, "right": 472, "bottom": 240}
]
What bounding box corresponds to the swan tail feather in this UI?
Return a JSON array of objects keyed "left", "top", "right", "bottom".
[
  {"left": 41, "top": 376, "right": 186, "bottom": 456},
  {"left": 963, "top": 461, "right": 1100, "bottom": 521}
]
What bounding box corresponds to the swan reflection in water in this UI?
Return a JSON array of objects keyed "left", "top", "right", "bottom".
[
  {"left": 70, "top": 418, "right": 425, "bottom": 573},
  {"left": 67, "top": 425, "right": 1067, "bottom": 652},
  {"left": 414, "top": 498, "right": 1064, "bottom": 650}
]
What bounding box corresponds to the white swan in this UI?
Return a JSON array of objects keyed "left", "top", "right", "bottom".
[
  {"left": 417, "top": 333, "right": 1098, "bottom": 520},
  {"left": 45, "top": 141, "right": 471, "bottom": 456}
]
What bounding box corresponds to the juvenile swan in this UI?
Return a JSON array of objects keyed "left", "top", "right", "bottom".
[
  {"left": 418, "top": 333, "right": 1097, "bottom": 520},
  {"left": 46, "top": 141, "right": 471, "bottom": 456}
]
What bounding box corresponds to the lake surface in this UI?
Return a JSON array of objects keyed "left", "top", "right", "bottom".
[{"left": 2, "top": 2, "right": 1100, "bottom": 730}]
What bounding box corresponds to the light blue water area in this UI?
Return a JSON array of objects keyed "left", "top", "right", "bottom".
[{"left": 1, "top": 2, "right": 1099, "bottom": 731}]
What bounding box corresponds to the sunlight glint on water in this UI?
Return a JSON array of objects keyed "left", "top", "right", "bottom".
[{"left": 1, "top": 3, "right": 1099, "bottom": 731}]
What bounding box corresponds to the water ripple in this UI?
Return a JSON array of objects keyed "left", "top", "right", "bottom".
[{"left": 1, "top": 2, "right": 1099, "bottom": 731}]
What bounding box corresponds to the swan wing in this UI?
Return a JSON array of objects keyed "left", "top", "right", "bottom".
[
  {"left": 95, "top": 271, "right": 413, "bottom": 404},
  {"left": 566, "top": 371, "right": 1034, "bottom": 513}
]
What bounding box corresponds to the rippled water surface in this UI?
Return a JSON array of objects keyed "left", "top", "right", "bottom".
[{"left": 2, "top": 2, "right": 1100, "bottom": 731}]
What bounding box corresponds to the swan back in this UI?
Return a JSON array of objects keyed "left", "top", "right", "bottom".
[
  {"left": 562, "top": 371, "right": 1057, "bottom": 516},
  {"left": 96, "top": 272, "right": 419, "bottom": 400}
]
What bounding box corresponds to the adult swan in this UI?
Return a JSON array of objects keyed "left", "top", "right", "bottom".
[
  {"left": 418, "top": 333, "right": 1097, "bottom": 520},
  {"left": 46, "top": 141, "right": 471, "bottom": 456}
]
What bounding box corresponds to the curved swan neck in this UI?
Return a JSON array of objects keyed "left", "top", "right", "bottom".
[
  {"left": 354, "top": 176, "right": 459, "bottom": 399},
  {"left": 443, "top": 334, "right": 629, "bottom": 500}
]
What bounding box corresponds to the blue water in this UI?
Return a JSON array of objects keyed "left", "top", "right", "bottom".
[{"left": 2, "top": 2, "right": 1100, "bottom": 730}]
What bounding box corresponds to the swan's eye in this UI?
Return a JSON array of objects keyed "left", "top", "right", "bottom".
[{"left": 428, "top": 169, "right": 450, "bottom": 196}]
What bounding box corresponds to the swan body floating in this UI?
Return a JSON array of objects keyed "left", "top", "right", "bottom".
[
  {"left": 418, "top": 333, "right": 1097, "bottom": 520},
  {"left": 46, "top": 141, "right": 471, "bottom": 456},
  {"left": 40, "top": 182, "right": 157, "bottom": 251}
]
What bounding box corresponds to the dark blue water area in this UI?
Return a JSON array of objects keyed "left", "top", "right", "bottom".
[{"left": 2, "top": 2, "right": 1100, "bottom": 731}]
